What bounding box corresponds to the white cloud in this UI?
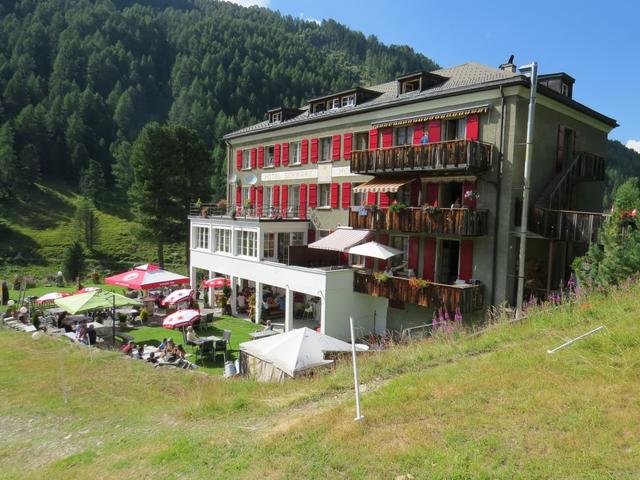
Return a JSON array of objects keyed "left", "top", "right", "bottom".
[
  {"left": 626, "top": 139, "right": 640, "bottom": 153},
  {"left": 298, "top": 12, "right": 321, "bottom": 25},
  {"left": 226, "top": 0, "right": 270, "bottom": 7}
]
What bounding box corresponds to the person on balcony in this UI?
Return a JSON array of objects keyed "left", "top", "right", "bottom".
[
  {"left": 383, "top": 265, "right": 394, "bottom": 277},
  {"left": 420, "top": 131, "right": 429, "bottom": 145}
]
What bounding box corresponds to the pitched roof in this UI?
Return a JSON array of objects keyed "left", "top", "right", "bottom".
[{"left": 224, "top": 62, "right": 615, "bottom": 140}]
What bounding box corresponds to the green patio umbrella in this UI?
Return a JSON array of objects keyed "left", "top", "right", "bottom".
[{"left": 55, "top": 289, "right": 143, "bottom": 345}]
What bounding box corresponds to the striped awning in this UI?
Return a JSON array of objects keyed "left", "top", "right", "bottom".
[
  {"left": 353, "top": 177, "right": 415, "bottom": 193},
  {"left": 308, "top": 228, "right": 371, "bottom": 252},
  {"left": 372, "top": 104, "right": 490, "bottom": 128}
]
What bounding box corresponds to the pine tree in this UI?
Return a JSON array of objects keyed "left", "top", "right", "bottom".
[
  {"left": 0, "top": 122, "right": 17, "bottom": 199},
  {"left": 62, "top": 241, "right": 85, "bottom": 282},
  {"left": 80, "top": 159, "right": 106, "bottom": 203},
  {"left": 74, "top": 198, "right": 100, "bottom": 250}
]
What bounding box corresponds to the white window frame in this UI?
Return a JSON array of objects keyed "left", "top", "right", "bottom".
[
  {"left": 319, "top": 137, "right": 332, "bottom": 162},
  {"left": 342, "top": 94, "right": 355, "bottom": 107},
  {"left": 213, "top": 228, "right": 232, "bottom": 254},
  {"left": 263, "top": 232, "right": 276, "bottom": 259},
  {"left": 313, "top": 103, "right": 325, "bottom": 113},
  {"left": 242, "top": 186, "right": 251, "bottom": 205},
  {"left": 394, "top": 125, "right": 414, "bottom": 146},
  {"left": 318, "top": 184, "right": 331, "bottom": 208},
  {"left": 289, "top": 141, "right": 301, "bottom": 165},
  {"left": 290, "top": 232, "right": 304, "bottom": 246},
  {"left": 327, "top": 98, "right": 340, "bottom": 110},
  {"left": 193, "top": 226, "right": 209, "bottom": 250},
  {"left": 288, "top": 185, "right": 300, "bottom": 213},
  {"left": 242, "top": 150, "right": 251, "bottom": 170},
  {"left": 389, "top": 235, "right": 409, "bottom": 270},
  {"left": 265, "top": 146, "right": 274, "bottom": 167},
  {"left": 271, "top": 111, "right": 282, "bottom": 123},
  {"left": 352, "top": 182, "right": 364, "bottom": 207},
  {"left": 263, "top": 185, "right": 273, "bottom": 211},
  {"left": 237, "top": 229, "right": 258, "bottom": 258}
]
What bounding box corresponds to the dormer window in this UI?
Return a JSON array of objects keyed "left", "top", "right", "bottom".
[
  {"left": 327, "top": 98, "right": 340, "bottom": 110},
  {"left": 267, "top": 107, "right": 303, "bottom": 123},
  {"left": 401, "top": 79, "right": 420, "bottom": 93},
  {"left": 561, "top": 83, "right": 569, "bottom": 97},
  {"left": 271, "top": 111, "right": 282, "bottom": 123},
  {"left": 313, "top": 103, "right": 326, "bottom": 114},
  {"left": 341, "top": 94, "right": 355, "bottom": 107}
]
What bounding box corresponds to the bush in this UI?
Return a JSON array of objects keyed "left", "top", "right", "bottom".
[
  {"left": 140, "top": 309, "right": 149, "bottom": 323},
  {"left": 90, "top": 270, "right": 100, "bottom": 283}
]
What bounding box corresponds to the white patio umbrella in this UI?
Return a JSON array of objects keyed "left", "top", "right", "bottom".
[
  {"left": 347, "top": 241, "right": 404, "bottom": 260},
  {"left": 162, "top": 309, "right": 201, "bottom": 329},
  {"left": 161, "top": 288, "right": 194, "bottom": 306}
]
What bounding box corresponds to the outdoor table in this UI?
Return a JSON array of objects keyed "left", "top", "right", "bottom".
[
  {"left": 194, "top": 335, "right": 220, "bottom": 344},
  {"left": 249, "top": 330, "right": 280, "bottom": 339}
]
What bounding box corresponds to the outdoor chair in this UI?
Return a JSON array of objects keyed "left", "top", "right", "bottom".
[
  {"left": 186, "top": 340, "right": 200, "bottom": 362},
  {"left": 301, "top": 304, "right": 314, "bottom": 321},
  {"left": 213, "top": 338, "right": 227, "bottom": 362},
  {"left": 199, "top": 341, "right": 215, "bottom": 364}
]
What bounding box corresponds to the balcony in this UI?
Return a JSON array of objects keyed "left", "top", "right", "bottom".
[
  {"left": 354, "top": 271, "right": 484, "bottom": 314},
  {"left": 349, "top": 207, "right": 488, "bottom": 236},
  {"left": 529, "top": 208, "right": 608, "bottom": 243},
  {"left": 350, "top": 139, "right": 492, "bottom": 175},
  {"left": 190, "top": 204, "right": 306, "bottom": 221}
]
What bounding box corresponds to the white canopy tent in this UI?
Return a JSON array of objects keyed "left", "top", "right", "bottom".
[
  {"left": 348, "top": 241, "right": 404, "bottom": 260},
  {"left": 307, "top": 228, "right": 371, "bottom": 252},
  {"left": 239, "top": 327, "right": 367, "bottom": 382}
]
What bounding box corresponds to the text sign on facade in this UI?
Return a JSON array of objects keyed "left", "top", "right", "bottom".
[{"left": 261, "top": 166, "right": 357, "bottom": 182}]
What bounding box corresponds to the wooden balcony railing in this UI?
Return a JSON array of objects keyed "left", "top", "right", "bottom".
[
  {"left": 529, "top": 207, "right": 608, "bottom": 243},
  {"left": 350, "top": 139, "right": 492, "bottom": 175},
  {"left": 349, "top": 207, "right": 488, "bottom": 236},
  {"left": 353, "top": 271, "right": 484, "bottom": 314}
]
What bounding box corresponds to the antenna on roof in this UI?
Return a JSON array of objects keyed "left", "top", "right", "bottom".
[
  {"left": 507, "top": 54, "right": 514, "bottom": 64},
  {"left": 499, "top": 55, "right": 516, "bottom": 73}
]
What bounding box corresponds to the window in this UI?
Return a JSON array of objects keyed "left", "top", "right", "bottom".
[
  {"left": 242, "top": 186, "right": 251, "bottom": 205},
  {"left": 444, "top": 118, "right": 467, "bottom": 140},
  {"left": 341, "top": 94, "right": 355, "bottom": 107},
  {"left": 313, "top": 102, "right": 325, "bottom": 113},
  {"left": 263, "top": 186, "right": 273, "bottom": 211},
  {"left": 401, "top": 79, "right": 420, "bottom": 93},
  {"left": 394, "top": 126, "right": 414, "bottom": 146},
  {"left": 354, "top": 132, "right": 369, "bottom": 151},
  {"left": 263, "top": 232, "right": 275, "bottom": 258},
  {"left": 352, "top": 183, "right": 364, "bottom": 207},
  {"left": 242, "top": 150, "right": 251, "bottom": 169},
  {"left": 288, "top": 185, "right": 300, "bottom": 213},
  {"left": 318, "top": 229, "right": 331, "bottom": 239},
  {"left": 437, "top": 239, "right": 460, "bottom": 284},
  {"left": 320, "top": 137, "right": 332, "bottom": 162},
  {"left": 265, "top": 146, "right": 274, "bottom": 167},
  {"left": 389, "top": 236, "right": 409, "bottom": 270},
  {"left": 194, "top": 226, "right": 209, "bottom": 250},
  {"left": 237, "top": 230, "right": 257, "bottom": 257},
  {"left": 318, "top": 184, "right": 331, "bottom": 208},
  {"left": 561, "top": 83, "right": 569, "bottom": 96},
  {"left": 214, "top": 228, "right": 231, "bottom": 253},
  {"left": 289, "top": 141, "right": 301, "bottom": 165},
  {"left": 441, "top": 182, "right": 463, "bottom": 208},
  {"left": 291, "top": 232, "right": 304, "bottom": 246},
  {"left": 271, "top": 111, "right": 282, "bottom": 123},
  {"left": 327, "top": 98, "right": 340, "bottom": 110}
]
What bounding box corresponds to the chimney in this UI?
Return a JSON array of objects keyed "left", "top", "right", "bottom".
[{"left": 499, "top": 62, "right": 516, "bottom": 73}]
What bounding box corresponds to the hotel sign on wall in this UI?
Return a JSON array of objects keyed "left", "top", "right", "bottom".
[{"left": 261, "top": 166, "right": 358, "bottom": 182}]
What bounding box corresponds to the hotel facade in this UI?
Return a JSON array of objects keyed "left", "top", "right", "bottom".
[{"left": 189, "top": 61, "right": 616, "bottom": 339}]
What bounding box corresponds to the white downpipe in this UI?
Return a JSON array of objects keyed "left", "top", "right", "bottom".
[
  {"left": 349, "top": 316, "right": 364, "bottom": 422},
  {"left": 516, "top": 61, "right": 538, "bottom": 319}
]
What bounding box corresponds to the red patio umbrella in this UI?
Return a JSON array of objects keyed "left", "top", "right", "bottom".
[
  {"left": 202, "top": 277, "right": 230, "bottom": 289},
  {"left": 36, "top": 292, "right": 71, "bottom": 304},
  {"left": 162, "top": 309, "right": 201, "bottom": 329},
  {"left": 161, "top": 289, "right": 194, "bottom": 306},
  {"left": 105, "top": 264, "right": 189, "bottom": 290},
  {"left": 73, "top": 287, "right": 101, "bottom": 295}
]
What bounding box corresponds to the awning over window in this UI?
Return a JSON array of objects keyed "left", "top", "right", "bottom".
[
  {"left": 353, "top": 177, "right": 416, "bottom": 193},
  {"left": 308, "top": 228, "right": 371, "bottom": 252},
  {"left": 372, "top": 104, "right": 489, "bottom": 128}
]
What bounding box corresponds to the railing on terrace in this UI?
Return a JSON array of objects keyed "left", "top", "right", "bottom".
[
  {"left": 529, "top": 208, "right": 609, "bottom": 243},
  {"left": 349, "top": 207, "right": 488, "bottom": 236},
  {"left": 190, "top": 204, "right": 305, "bottom": 220},
  {"left": 353, "top": 271, "right": 484, "bottom": 314},
  {"left": 350, "top": 139, "right": 492, "bottom": 175}
]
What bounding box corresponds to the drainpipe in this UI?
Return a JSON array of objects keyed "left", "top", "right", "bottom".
[
  {"left": 490, "top": 85, "right": 507, "bottom": 306},
  {"left": 225, "top": 140, "right": 232, "bottom": 205},
  {"left": 515, "top": 62, "right": 538, "bottom": 319}
]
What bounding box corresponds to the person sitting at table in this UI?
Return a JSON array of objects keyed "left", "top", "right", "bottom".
[
  {"left": 147, "top": 352, "right": 158, "bottom": 364},
  {"left": 121, "top": 340, "right": 135, "bottom": 356},
  {"left": 186, "top": 326, "right": 200, "bottom": 344},
  {"left": 87, "top": 324, "right": 97, "bottom": 346},
  {"left": 133, "top": 345, "right": 145, "bottom": 360},
  {"left": 158, "top": 338, "right": 169, "bottom": 350},
  {"left": 75, "top": 322, "right": 88, "bottom": 344}
]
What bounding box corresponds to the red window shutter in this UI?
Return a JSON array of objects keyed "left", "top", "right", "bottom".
[
  {"left": 423, "top": 237, "right": 436, "bottom": 281},
  {"left": 280, "top": 185, "right": 288, "bottom": 213},
  {"left": 379, "top": 192, "right": 390, "bottom": 208},
  {"left": 343, "top": 133, "right": 353, "bottom": 160},
  {"left": 274, "top": 144, "right": 281, "bottom": 167},
  {"left": 235, "top": 186, "right": 242, "bottom": 205},
  {"left": 252, "top": 147, "right": 264, "bottom": 168},
  {"left": 367, "top": 192, "right": 377, "bottom": 205},
  {"left": 408, "top": 237, "right": 419, "bottom": 272},
  {"left": 301, "top": 139, "right": 309, "bottom": 164},
  {"left": 273, "top": 185, "right": 280, "bottom": 210},
  {"left": 368, "top": 128, "right": 378, "bottom": 150},
  {"left": 257, "top": 185, "right": 263, "bottom": 216},
  {"left": 463, "top": 180, "right": 476, "bottom": 208},
  {"left": 427, "top": 120, "right": 441, "bottom": 142},
  {"left": 299, "top": 184, "right": 307, "bottom": 219},
  {"left": 377, "top": 234, "right": 389, "bottom": 270},
  {"left": 341, "top": 182, "right": 351, "bottom": 209},
  {"left": 412, "top": 123, "right": 424, "bottom": 144},
  {"left": 465, "top": 114, "right": 479, "bottom": 141},
  {"left": 308, "top": 183, "right": 317, "bottom": 208},
  {"left": 310, "top": 138, "right": 319, "bottom": 163},
  {"left": 307, "top": 229, "right": 316, "bottom": 243},
  {"left": 382, "top": 128, "right": 393, "bottom": 148},
  {"left": 332, "top": 135, "right": 341, "bottom": 161},
  {"left": 250, "top": 148, "right": 257, "bottom": 169},
  {"left": 330, "top": 183, "right": 339, "bottom": 209},
  {"left": 250, "top": 185, "right": 256, "bottom": 206},
  {"left": 426, "top": 183, "right": 439, "bottom": 205},
  {"left": 281, "top": 143, "right": 289, "bottom": 167},
  {"left": 236, "top": 150, "right": 243, "bottom": 170},
  {"left": 459, "top": 240, "right": 474, "bottom": 281}
]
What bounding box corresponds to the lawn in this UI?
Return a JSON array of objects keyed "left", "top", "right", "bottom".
[
  {"left": 1, "top": 282, "right": 640, "bottom": 478},
  {"left": 128, "top": 316, "right": 263, "bottom": 374}
]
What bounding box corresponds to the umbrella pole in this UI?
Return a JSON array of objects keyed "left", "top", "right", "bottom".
[{"left": 112, "top": 294, "right": 116, "bottom": 347}]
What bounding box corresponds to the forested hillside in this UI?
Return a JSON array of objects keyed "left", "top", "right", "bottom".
[
  {"left": 603, "top": 140, "right": 640, "bottom": 208},
  {"left": 0, "top": 0, "right": 437, "bottom": 200}
]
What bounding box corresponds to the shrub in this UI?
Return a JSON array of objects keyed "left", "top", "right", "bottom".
[
  {"left": 373, "top": 272, "right": 389, "bottom": 283},
  {"left": 408, "top": 277, "right": 430, "bottom": 289},
  {"left": 140, "top": 309, "right": 149, "bottom": 323}
]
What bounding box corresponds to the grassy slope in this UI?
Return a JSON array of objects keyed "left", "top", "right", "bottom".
[
  {"left": 1, "top": 284, "right": 640, "bottom": 479},
  {"left": 0, "top": 183, "right": 184, "bottom": 280}
]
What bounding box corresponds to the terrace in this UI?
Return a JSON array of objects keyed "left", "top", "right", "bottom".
[{"left": 350, "top": 139, "right": 492, "bottom": 175}]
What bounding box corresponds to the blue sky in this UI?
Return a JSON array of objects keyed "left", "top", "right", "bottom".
[{"left": 230, "top": 0, "right": 639, "bottom": 151}]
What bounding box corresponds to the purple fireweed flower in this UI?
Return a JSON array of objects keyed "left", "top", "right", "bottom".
[{"left": 454, "top": 308, "right": 463, "bottom": 324}]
